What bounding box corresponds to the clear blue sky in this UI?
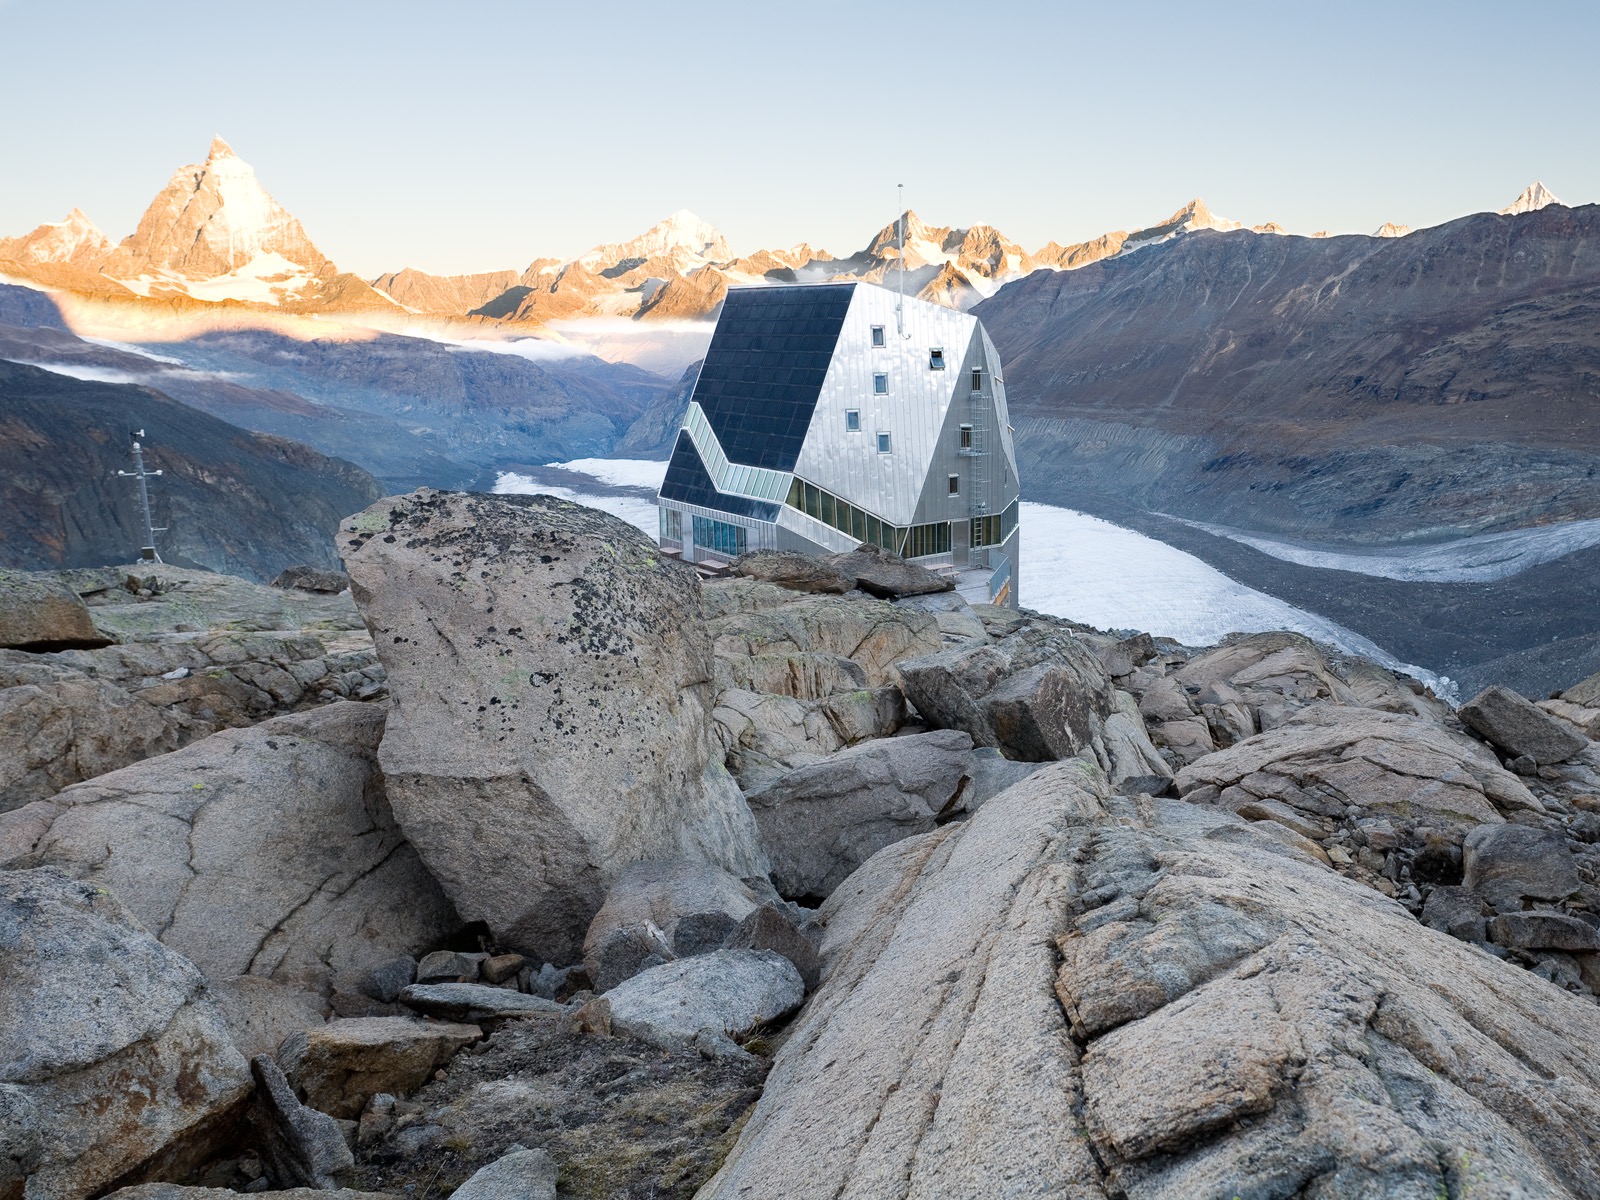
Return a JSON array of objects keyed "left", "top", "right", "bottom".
[{"left": 2, "top": 0, "right": 1595, "bottom": 276}]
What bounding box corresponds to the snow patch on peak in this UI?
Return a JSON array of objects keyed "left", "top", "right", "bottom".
[
  {"left": 1500, "top": 181, "right": 1562, "bottom": 215},
  {"left": 578, "top": 210, "right": 732, "bottom": 269}
]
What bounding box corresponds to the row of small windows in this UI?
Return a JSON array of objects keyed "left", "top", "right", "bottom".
[
  {"left": 787, "top": 477, "right": 902, "bottom": 552},
  {"left": 785, "top": 477, "right": 988, "bottom": 561}
]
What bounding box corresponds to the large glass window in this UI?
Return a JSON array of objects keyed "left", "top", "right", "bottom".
[
  {"left": 659, "top": 507, "right": 682, "bottom": 545},
  {"left": 903, "top": 521, "right": 952, "bottom": 559},
  {"left": 691, "top": 515, "right": 747, "bottom": 558}
]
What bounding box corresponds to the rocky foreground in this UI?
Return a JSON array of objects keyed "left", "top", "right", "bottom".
[{"left": 5, "top": 492, "right": 1600, "bottom": 1200}]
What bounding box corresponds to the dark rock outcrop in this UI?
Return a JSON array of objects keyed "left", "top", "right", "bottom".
[{"left": 0, "top": 360, "right": 382, "bottom": 580}]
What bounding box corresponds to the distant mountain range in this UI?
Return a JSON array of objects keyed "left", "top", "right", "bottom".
[{"left": 0, "top": 136, "right": 1568, "bottom": 326}]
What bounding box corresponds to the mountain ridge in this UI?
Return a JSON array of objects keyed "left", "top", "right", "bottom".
[{"left": 2, "top": 136, "right": 1568, "bottom": 329}]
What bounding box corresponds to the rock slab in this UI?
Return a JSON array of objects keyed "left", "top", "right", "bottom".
[
  {"left": 605, "top": 949, "right": 805, "bottom": 1057},
  {"left": 278, "top": 1016, "right": 481, "bottom": 1119},
  {"left": 699, "top": 763, "right": 1600, "bottom": 1199}
]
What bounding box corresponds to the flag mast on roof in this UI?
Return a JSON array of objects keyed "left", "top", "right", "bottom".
[{"left": 895, "top": 183, "right": 907, "bottom": 338}]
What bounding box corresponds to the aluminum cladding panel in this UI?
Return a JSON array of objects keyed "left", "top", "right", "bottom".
[{"left": 792, "top": 284, "right": 980, "bottom": 527}]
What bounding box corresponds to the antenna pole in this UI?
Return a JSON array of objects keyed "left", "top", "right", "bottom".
[
  {"left": 117, "top": 429, "right": 165, "bottom": 562},
  {"left": 895, "top": 183, "right": 906, "bottom": 338}
]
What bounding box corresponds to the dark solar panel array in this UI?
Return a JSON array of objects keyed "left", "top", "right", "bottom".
[
  {"left": 689, "top": 283, "right": 856, "bottom": 471},
  {"left": 658, "top": 431, "right": 780, "bottom": 521}
]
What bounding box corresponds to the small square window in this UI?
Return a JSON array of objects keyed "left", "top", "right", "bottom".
[
  {"left": 948, "top": 474, "right": 960, "bottom": 496},
  {"left": 877, "top": 432, "right": 892, "bottom": 454},
  {"left": 873, "top": 373, "right": 888, "bottom": 395},
  {"left": 871, "top": 325, "right": 886, "bottom": 347},
  {"left": 845, "top": 409, "right": 861, "bottom": 432},
  {"left": 929, "top": 348, "right": 945, "bottom": 370}
]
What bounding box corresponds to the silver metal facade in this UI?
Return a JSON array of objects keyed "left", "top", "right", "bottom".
[{"left": 658, "top": 281, "right": 1022, "bottom": 603}]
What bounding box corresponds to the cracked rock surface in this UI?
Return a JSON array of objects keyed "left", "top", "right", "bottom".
[
  {"left": 699, "top": 762, "right": 1600, "bottom": 1199},
  {"left": 0, "top": 702, "right": 458, "bottom": 1006}
]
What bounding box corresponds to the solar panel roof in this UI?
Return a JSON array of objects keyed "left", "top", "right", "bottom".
[
  {"left": 689, "top": 283, "right": 855, "bottom": 472},
  {"left": 658, "top": 430, "right": 780, "bottom": 522}
]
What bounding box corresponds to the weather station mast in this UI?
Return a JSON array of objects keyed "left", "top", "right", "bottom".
[{"left": 118, "top": 430, "right": 165, "bottom": 562}]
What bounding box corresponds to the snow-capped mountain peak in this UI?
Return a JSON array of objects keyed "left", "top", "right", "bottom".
[
  {"left": 578, "top": 210, "right": 732, "bottom": 269},
  {"left": 0, "top": 207, "right": 112, "bottom": 267},
  {"left": 1500, "top": 181, "right": 1562, "bottom": 216},
  {"left": 98, "top": 136, "right": 335, "bottom": 301},
  {"left": 1373, "top": 222, "right": 1411, "bottom": 238}
]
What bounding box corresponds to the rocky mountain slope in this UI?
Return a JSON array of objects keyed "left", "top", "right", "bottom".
[
  {"left": 972, "top": 199, "right": 1600, "bottom": 696},
  {"left": 0, "top": 283, "right": 671, "bottom": 489},
  {"left": 0, "top": 358, "right": 381, "bottom": 578},
  {"left": 5, "top": 493, "right": 1600, "bottom": 1198}
]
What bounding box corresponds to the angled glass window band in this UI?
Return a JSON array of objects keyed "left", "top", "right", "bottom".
[
  {"left": 929, "top": 348, "right": 945, "bottom": 370},
  {"left": 877, "top": 432, "right": 892, "bottom": 454},
  {"left": 871, "top": 325, "right": 886, "bottom": 347},
  {"left": 785, "top": 475, "right": 901, "bottom": 551},
  {"left": 845, "top": 409, "right": 861, "bottom": 432},
  {"left": 873, "top": 373, "right": 888, "bottom": 395}
]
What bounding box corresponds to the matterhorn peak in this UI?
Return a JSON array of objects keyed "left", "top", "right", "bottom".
[
  {"left": 99, "top": 134, "right": 333, "bottom": 291},
  {"left": 1500, "top": 181, "right": 1562, "bottom": 216}
]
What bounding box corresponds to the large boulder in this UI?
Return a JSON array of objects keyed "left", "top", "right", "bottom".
[
  {"left": 698, "top": 765, "right": 1600, "bottom": 1199},
  {"left": 604, "top": 949, "right": 806, "bottom": 1057},
  {"left": 1459, "top": 684, "right": 1590, "bottom": 764},
  {"left": 1462, "top": 824, "right": 1583, "bottom": 910},
  {"left": 0, "top": 568, "right": 109, "bottom": 650},
  {"left": 341, "top": 491, "right": 765, "bottom": 962},
  {"left": 747, "top": 729, "right": 974, "bottom": 899},
  {"left": 0, "top": 703, "right": 459, "bottom": 1001},
  {"left": 1173, "top": 705, "right": 1541, "bottom": 846},
  {"left": 581, "top": 859, "right": 763, "bottom": 990},
  {"left": 824, "top": 544, "right": 954, "bottom": 598},
  {"left": 727, "top": 550, "right": 852, "bottom": 595},
  {"left": 0, "top": 868, "right": 252, "bottom": 1199},
  {"left": 896, "top": 623, "right": 1114, "bottom": 762},
  {"left": 278, "top": 1017, "right": 481, "bottom": 1119},
  {"left": 447, "top": 1148, "right": 558, "bottom": 1200}
]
